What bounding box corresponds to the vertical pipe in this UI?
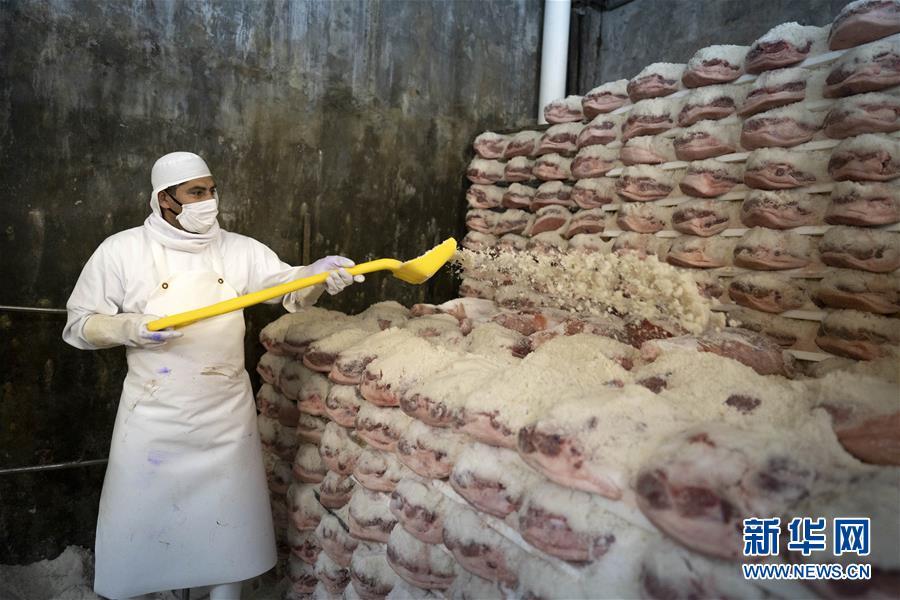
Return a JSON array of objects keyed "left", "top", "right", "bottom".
[{"left": 538, "top": 0, "right": 571, "bottom": 124}]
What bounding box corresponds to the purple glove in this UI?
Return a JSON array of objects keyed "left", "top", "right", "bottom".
[{"left": 309, "top": 255, "right": 365, "bottom": 295}]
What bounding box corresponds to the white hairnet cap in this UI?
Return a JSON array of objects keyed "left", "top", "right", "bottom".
[{"left": 149, "top": 152, "right": 212, "bottom": 216}]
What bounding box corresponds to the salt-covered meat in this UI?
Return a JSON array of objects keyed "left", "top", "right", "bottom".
[
  {"left": 615, "top": 232, "right": 672, "bottom": 259},
  {"left": 635, "top": 414, "right": 859, "bottom": 559},
  {"left": 350, "top": 543, "right": 398, "bottom": 600},
  {"left": 466, "top": 184, "right": 504, "bottom": 209},
  {"left": 640, "top": 327, "right": 793, "bottom": 376},
  {"left": 500, "top": 183, "right": 534, "bottom": 210},
  {"left": 678, "top": 159, "right": 742, "bottom": 198},
  {"left": 734, "top": 228, "right": 813, "bottom": 271},
  {"left": 473, "top": 132, "right": 508, "bottom": 159},
  {"left": 466, "top": 158, "right": 505, "bottom": 184},
  {"left": 537, "top": 123, "right": 583, "bottom": 156},
  {"left": 744, "top": 148, "right": 827, "bottom": 189},
  {"left": 494, "top": 209, "right": 533, "bottom": 236},
  {"left": 672, "top": 199, "right": 733, "bottom": 236},
  {"left": 330, "top": 328, "right": 418, "bottom": 386},
  {"left": 296, "top": 413, "right": 328, "bottom": 444},
  {"left": 353, "top": 449, "right": 415, "bottom": 493},
  {"left": 389, "top": 478, "right": 447, "bottom": 544},
  {"left": 503, "top": 156, "right": 535, "bottom": 183},
  {"left": 503, "top": 131, "right": 543, "bottom": 159},
  {"left": 727, "top": 307, "right": 819, "bottom": 349},
  {"left": 529, "top": 205, "right": 572, "bottom": 235},
  {"left": 411, "top": 297, "right": 502, "bottom": 331},
  {"left": 829, "top": 0, "right": 900, "bottom": 49},
  {"left": 571, "top": 144, "right": 619, "bottom": 178},
  {"left": 296, "top": 371, "right": 330, "bottom": 417},
  {"left": 825, "top": 39, "right": 900, "bottom": 97},
  {"left": 544, "top": 95, "right": 585, "bottom": 124},
  {"left": 582, "top": 80, "right": 630, "bottom": 117},
  {"left": 819, "top": 226, "right": 900, "bottom": 272},
  {"left": 386, "top": 527, "right": 457, "bottom": 590},
  {"left": 491, "top": 307, "right": 570, "bottom": 336},
  {"left": 397, "top": 421, "right": 467, "bottom": 479},
  {"left": 528, "top": 231, "right": 570, "bottom": 254},
  {"left": 566, "top": 208, "right": 607, "bottom": 237},
  {"left": 813, "top": 270, "right": 900, "bottom": 314},
  {"left": 356, "top": 301, "right": 410, "bottom": 331},
  {"left": 288, "top": 483, "right": 326, "bottom": 531},
  {"left": 283, "top": 315, "right": 356, "bottom": 358},
  {"left": 288, "top": 554, "right": 319, "bottom": 595},
  {"left": 316, "top": 552, "right": 351, "bottom": 595},
  {"left": 729, "top": 273, "right": 806, "bottom": 313},
  {"left": 289, "top": 524, "right": 322, "bottom": 565},
  {"left": 827, "top": 180, "right": 900, "bottom": 226},
  {"left": 294, "top": 443, "right": 327, "bottom": 483},
  {"left": 493, "top": 285, "right": 546, "bottom": 310},
  {"left": 577, "top": 113, "right": 623, "bottom": 148},
  {"left": 461, "top": 231, "right": 496, "bottom": 252},
  {"left": 386, "top": 580, "right": 442, "bottom": 600},
  {"left": 616, "top": 165, "right": 675, "bottom": 202},
  {"left": 678, "top": 85, "right": 745, "bottom": 127},
  {"left": 683, "top": 45, "right": 748, "bottom": 87},
  {"left": 348, "top": 488, "right": 398, "bottom": 543},
  {"left": 617, "top": 203, "right": 670, "bottom": 233},
  {"left": 532, "top": 181, "right": 574, "bottom": 210},
  {"left": 518, "top": 386, "right": 679, "bottom": 499},
  {"left": 741, "top": 103, "right": 824, "bottom": 149},
  {"left": 449, "top": 443, "right": 542, "bottom": 518},
  {"left": 517, "top": 480, "right": 639, "bottom": 562},
  {"left": 319, "top": 471, "right": 356, "bottom": 509},
  {"left": 824, "top": 90, "right": 900, "bottom": 139},
  {"left": 740, "top": 189, "right": 822, "bottom": 229},
  {"left": 260, "top": 308, "right": 343, "bottom": 356},
  {"left": 571, "top": 177, "right": 617, "bottom": 209},
  {"left": 829, "top": 133, "right": 900, "bottom": 181},
  {"left": 259, "top": 414, "right": 299, "bottom": 461},
  {"left": 459, "top": 277, "right": 494, "bottom": 300},
  {"left": 359, "top": 333, "right": 458, "bottom": 407},
  {"left": 445, "top": 571, "right": 504, "bottom": 600},
  {"left": 739, "top": 66, "right": 815, "bottom": 117},
  {"left": 816, "top": 309, "right": 900, "bottom": 359},
  {"left": 533, "top": 153, "right": 573, "bottom": 181},
  {"left": 674, "top": 120, "right": 740, "bottom": 161},
  {"left": 355, "top": 405, "right": 412, "bottom": 452},
  {"left": 304, "top": 328, "right": 376, "bottom": 374},
  {"left": 465, "top": 208, "right": 497, "bottom": 235},
  {"left": 623, "top": 98, "right": 678, "bottom": 140},
  {"left": 442, "top": 504, "right": 525, "bottom": 587},
  {"left": 320, "top": 422, "right": 363, "bottom": 476},
  {"left": 620, "top": 135, "right": 676, "bottom": 165},
  {"left": 256, "top": 383, "right": 299, "bottom": 426},
  {"left": 264, "top": 451, "right": 293, "bottom": 496},
  {"left": 628, "top": 63, "right": 686, "bottom": 101},
  {"left": 745, "top": 23, "right": 827, "bottom": 74},
  {"left": 257, "top": 352, "right": 288, "bottom": 387},
  {"left": 666, "top": 236, "right": 734, "bottom": 268}
]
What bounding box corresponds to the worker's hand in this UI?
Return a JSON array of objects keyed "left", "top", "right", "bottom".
[
  {"left": 309, "top": 256, "right": 365, "bottom": 295},
  {"left": 83, "top": 313, "right": 183, "bottom": 349},
  {"left": 133, "top": 315, "right": 183, "bottom": 348}
]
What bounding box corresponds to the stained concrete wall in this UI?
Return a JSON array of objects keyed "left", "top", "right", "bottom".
[
  {"left": 0, "top": 0, "right": 542, "bottom": 563},
  {"left": 573, "top": 0, "right": 848, "bottom": 92}
]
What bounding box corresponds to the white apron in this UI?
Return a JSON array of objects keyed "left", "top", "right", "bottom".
[{"left": 94, "top": 241, "right": 276, "bottom": 599}]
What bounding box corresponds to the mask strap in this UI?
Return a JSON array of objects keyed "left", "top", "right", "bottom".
[{"left": 164, "top": 190, "right": 182, "bottom": 216}]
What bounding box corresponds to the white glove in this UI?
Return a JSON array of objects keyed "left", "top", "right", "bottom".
[
  {"left": 82, "top": 313, "right": 183, "bottom": 349},
  {"left": 308, "top": 255, "right": 365, "bottom": 295}
]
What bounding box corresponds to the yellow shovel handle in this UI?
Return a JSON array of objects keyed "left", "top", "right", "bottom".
[{"left": 146, "top": 259, "right": 400, "bottom": 331}]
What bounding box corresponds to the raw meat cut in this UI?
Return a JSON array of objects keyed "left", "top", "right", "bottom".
[
  {"left": 825, "top": 39, "right": 900, "bottom": 97},
  {"left": 824, "top": 90, "right": 900, "bottom": 139},
  {"left": 386, "top": 527, "right": 457, "bottom": 590},
  {"left": 529, "top": 205, "right": 572, "bottom": 236},
  {"left": 257, "top": 383, "right": 298, "bottom": 426},
  {"left": 288, "top": 483, "right": 326, "bottom": 531},
  {"left": 745, "top": 23, "right": 828, "bottom": 74},
  {"left": 353, "top": 449, "right": 415, "bottom": 493},
  {"left": 674, "top": 120, "right": 740, "bottom": 160},
  {"left": 459, "top": 278, "right": 494, "bottom": 300},
  {"left": 350, "top": 543, "right": 399, "bottom": 599},
  {"left": 566, "top": 208, "right": 607, "bottom": 237},
  {"left": 466, "top": 184, "right": 504, "bottom": 209},
  {"left": 623, "top": 98, "right": 678, "bottom": 140},
  {"left": 828, "top": 133, "right": 900, "bottom": 181},
  {"left": 671, "top": 199, "right": 734, "bottom": 236},
  {"left": 620, "top": 135, "right": 676, "bottom": 165},
  {"left": 304, "top": 328, "right": 377, "bottom": 374},
  {"left": 728, "top": 273, "right": 806, "bottom": 313},
  {"left": 316, "top": 552, "right": 351, "bottom": 595},
  {"left": 357, "top": 301, "right": 410, "bottom": 331},
  {"left": 829, "top": 0, "right": 900, "bottom": 50},
  {"left": 683, "top": 45, "right": 748, "bottom": 87},
  {"left": 294, "top": 443, "right": 327, "bottom": 483},
  {"left": 389, "top": 478, "right": 448, "bottom": 544},
  {"left": 461, "top": 232, "right": 496, "bottom": 252},
  {"left": 473, "top": 132, "right": 508, "bottom": 159},
  {"left": 466, "top": 158, "right": 505, "bottom": 184},
  {"left": 813, "top": 270, "right": 900, "bottom": 314},
  {"left": 537, "top": 123, "right": 583, "bottom": 156},
  {"left": 348, "top": 488, "right": 398, "bottom": 543},
  {"left": 678, "top": 159, "right": 742, "bottom": 198},
  {"left": 465, "top": 209, "right": 497, "bottom": 235},
  {"left": 739, "top": 67, "right": 816, "bottom": 117},
  {"left": 504, "top": 131, "right": 543, "bottom": 159},
  {"left": 739, "top": 189, "right": 822, "bottom": 229},
  {"left": 616, "top": 165, "right": 675, "bottom": 202},
  {"left": 259, "top": 414, "right": 299, "bottom": 461},
  {"left": 582, "top": 79, "right": 630, "bottom": 117},
  {"left": 260, "top": 308, "right": 343, "bottom": 356},
  {"left": 533, "top": 153, "right": 573, "bottom": 181},
  {"left": 617, "top": 203, "right": 670, "bottom": 233},
  {"left": 264, "top": 452, "right": 293, "bottom": 496},
  {"left": 504, "top": 156, "right": 536, "bottom": 183},
  {"left": 666, "top": 236, "right": 734, "bottom": 268},
  {"left": 319, "top": 471, "right": 356, "bottom": 509},
  {"left": 544, "top": 95, "right": 585, "bottom": 124},
  {"left": 628, "top": 63, "right": 686, "bottom": 101},
  {"left": 741, "top": 104, "right": 824, "bottom": 149},
  {"left": 615, "top": 232, "right": 672, "bottom": 259},
  {"left": 442, "top": 504, "right": 525, "bottom": 587},
  {"left": 257, "top": 352, "right": 288, "bottom": 387},
  {"left": 532, "top": 181, "right": 574, "bottom": 210},
  {"left": 571, "top": 178, "right": 618, "bottom": 209},
  {"left": 289, "top": 524, "right": 322, "bottom": 565},
  {"left": 494, "top": 209, "right": 533, "bottom": 236},
  {"left": 734, "top": 228, "right": 813, "bottom": 270},
  {"left": 819, "top": 226, "right": 900, "bottom": 272},
  {"left": 502, "top": 183, "right": 535, "bottom": 210},
  {"left": 678, "top": 84, "right": 745, "bottom": 126},
  {"left": 355, "top": 404, "right": 413, "bottom": 452},
  {"left": 727, "top": 307, "right": 819, "bottom": 349},
  {"left": 577, "top": 113, "right": 623, "bottom": 148},
  {"left": 445, "top": 571, "right": 504, "bottom": 600},
  {"left": 449, "top": 443, "right": 542, "bottom": 518},
  {"left": 330, "top": 328, "right": 418, "bottom": 385},
  {"left": 397, "top": 421, "right": 468, "bottom": 479},
  {"left": 571, "top": 145, "right": 619, "bottom": 178},
  {"left": 815, "top": 308, "right": 900, "bottom": 359},
  {"left": 288, "top": 555, "right": 318, "bottom": 595},
  {"left": 320, "top": 422, "right": 363, "bottom": 476},
  {"left": 744, "top": 148, "right": 827, "bottom": 189},
  {"left": 827, "top": 180, "right": 900, "bottom": 226}
]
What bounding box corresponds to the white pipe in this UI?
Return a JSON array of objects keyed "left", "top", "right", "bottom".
[{"left": 538, "top": 0, "right": 571, "bottom": 124}]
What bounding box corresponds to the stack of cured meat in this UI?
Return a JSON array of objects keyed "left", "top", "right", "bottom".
[
  {"left": 464, "top": 0, "right": 900, "bottom": 363},
  {"left": 254, "top": 292, "right": 898, "bottom": 599}
]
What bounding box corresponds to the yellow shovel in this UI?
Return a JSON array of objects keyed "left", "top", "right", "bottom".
[{"left": 146, "top": 237, "right": 457, "bottom": 331}]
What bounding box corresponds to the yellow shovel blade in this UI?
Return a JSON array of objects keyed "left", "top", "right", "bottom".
[{"left": 147, "top": 238, "right": 457, "bottom": 331}]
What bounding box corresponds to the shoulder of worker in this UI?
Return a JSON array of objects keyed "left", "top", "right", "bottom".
[
  {"left": 93, "top": 226, "right": 146, "bottom": 254},
  {"left": 218, "top": 229, "right": 278, "bottom": 256}
]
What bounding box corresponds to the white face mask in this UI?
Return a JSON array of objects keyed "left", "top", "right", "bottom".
[{"left": 175, "top": 197, "right": 219, "bottom": 233}]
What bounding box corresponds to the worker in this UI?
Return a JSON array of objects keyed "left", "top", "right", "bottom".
[{"left": 62, "top": 151, "right": 362, "bottom": 599}]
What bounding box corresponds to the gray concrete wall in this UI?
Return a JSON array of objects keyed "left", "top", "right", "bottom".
[
  {"left": 574, "top": 0, "right": 848, "bottom": 91},
  {"left": 0, "top": 0, "right": 542, "bottom": 563}
]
